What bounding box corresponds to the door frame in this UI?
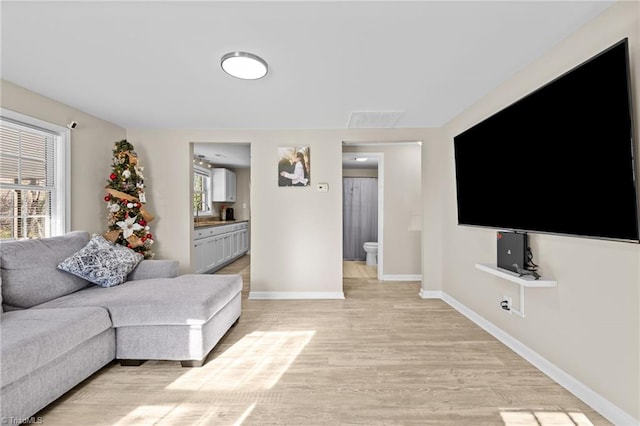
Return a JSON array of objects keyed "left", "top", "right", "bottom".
[{"left": 341, "top": 150, "right": 385, "bottom": 280}]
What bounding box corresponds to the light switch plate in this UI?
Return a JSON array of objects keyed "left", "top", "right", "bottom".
[{"left": 317, "top": 183, "right": 329, "bottom": 192}]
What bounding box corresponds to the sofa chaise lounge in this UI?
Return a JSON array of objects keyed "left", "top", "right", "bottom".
[{"left": 1, "top": 231, "right": 242, "bottom": 422}]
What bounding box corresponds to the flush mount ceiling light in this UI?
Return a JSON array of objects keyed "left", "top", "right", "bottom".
[
  {"left": 221, "top": 51, "right": 268, "bottom": 80},
  {"left": 354, "top": 157, "right": 368, "bottom": 162}
]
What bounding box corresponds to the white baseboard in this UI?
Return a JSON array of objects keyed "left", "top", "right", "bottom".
[
  {"left": 248, "top": 291, "right": 345, "bottom": 300},
  {"left": 419, "top": 290, "right": 442, "bottom": 299},
  {"left": 438, "top": 292, "right": 638, "bottom": 426},
  {"left": 382, "top": 274, "right": 422, "bottom": 281}
]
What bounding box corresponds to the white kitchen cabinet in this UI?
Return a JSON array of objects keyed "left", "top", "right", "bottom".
[
  {"left": 192, "top": 222, "right": 248, "bottom": 273},
  {"left": 234, "top": 229, "right": 248, "bottom": 257},
  {"left": 212, "top": 168, "right": 236, "bottom": 202},
  {"left": 241, "top": 228, "right": 249, "bottom": 252},
  {"left": 232, "top": 231, "right": 241, "bottom": 257},
  {"left": 222, "top": 233, "right": 233, "bottom": 262},
  {"left": 193, "top": 240, "right": 207, "bottom": 274},
  {"left": 204, "top": 237, "right": 217, "bottom": 271},
  {"left": 212, "top": 234, "right": 224, "bottom": 269}
]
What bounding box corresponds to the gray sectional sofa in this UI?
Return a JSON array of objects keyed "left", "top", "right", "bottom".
[{"left": 1, "top": 231, "right": 242, "bottom": 423}]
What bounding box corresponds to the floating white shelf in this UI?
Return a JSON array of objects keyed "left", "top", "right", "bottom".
[
  {"left": 475, "top": 264, "right": 557, "bottom": 318},
  {"left": 475, "top": 264, "right": 557, "bottom": 287}
]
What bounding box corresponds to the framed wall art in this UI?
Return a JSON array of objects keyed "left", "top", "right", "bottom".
[{"left": 278, "top": 146, "right": 310, "bottom": 187}]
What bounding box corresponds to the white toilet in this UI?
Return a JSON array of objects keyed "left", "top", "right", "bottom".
[{"left": 363, "top": 242, "right": 378, "bottom": 266}]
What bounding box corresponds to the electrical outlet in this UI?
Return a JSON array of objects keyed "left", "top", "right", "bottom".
[{"left": 501, "top": 296, "right": 512, "bottom": 314}]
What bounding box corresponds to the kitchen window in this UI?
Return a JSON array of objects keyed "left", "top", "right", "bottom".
[
  {"left": 0, "top": 109, "right": 69, "bottom": 240},
  {"left": 193, "top": 167, "right": 212, "bottom": 216}
]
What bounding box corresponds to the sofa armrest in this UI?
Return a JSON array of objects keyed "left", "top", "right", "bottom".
[{"left": 128, "top": 260, "right": 180, "bottom": 281}]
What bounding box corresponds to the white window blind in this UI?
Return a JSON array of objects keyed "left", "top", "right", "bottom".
[{"left": 0, "top": 118, "right": 63, "bottom": 239}]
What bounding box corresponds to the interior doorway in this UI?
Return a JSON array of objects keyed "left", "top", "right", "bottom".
[
  {"left": 342, "top": 141, "right": 422, "bottom": 282},
  {"left": 190, "top": 142, "right": 252, "bottom": 275},
  {"left": 341, "top": 151, "right": 384, "bottom": 280}
]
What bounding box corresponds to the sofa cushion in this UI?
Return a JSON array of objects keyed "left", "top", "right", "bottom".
[
  {"left": 1, "top": 231, "right": 91, "bottom": 309},
  {"left": 127, "top": 259, "right": 180, "bottom": 281},
  {"left": 57, "top": 235, "right": 143, "bottom": 288},
  {"left": 33, "top": 274, "right": 243, "bottom": 327},
  {"left": 0, "top": 307, "right": 113, "bottom": 387}
]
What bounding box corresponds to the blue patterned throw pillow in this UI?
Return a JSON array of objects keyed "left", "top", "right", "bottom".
[{"left": 57, "top": 235, "right": 143, "bottom": 288}]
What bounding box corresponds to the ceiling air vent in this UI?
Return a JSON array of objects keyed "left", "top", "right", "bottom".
[{"left": 348, "top": 111, "right": 404, "bottom": 129}]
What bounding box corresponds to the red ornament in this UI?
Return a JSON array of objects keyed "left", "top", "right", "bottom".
[
  {"left": 110, "top": 173, "right": 117, "bottom": 180},
  {"left": 141, "top": 237, "right": 147, "bottom": 242},
  {"left": 139, "top": 219, "right": 146, "bottom": 226},
  {"left": 146, "top": 233, "right": 153, "bottom": 239},
  {"left": 127, "top": 244, "right": 132, "bottom": 248},
  {"left": 104, "top": 195, "right": 111, "bottom": 202}
]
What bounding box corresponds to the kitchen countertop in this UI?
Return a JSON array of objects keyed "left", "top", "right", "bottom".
[{"left": 194, "top": 219, "right": 249, "bottom": 229}]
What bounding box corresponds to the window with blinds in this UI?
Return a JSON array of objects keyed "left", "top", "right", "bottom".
[{"left": 0, "top": 119, "right": 61, "bottom": 239}]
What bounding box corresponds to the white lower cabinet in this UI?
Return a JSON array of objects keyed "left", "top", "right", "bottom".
[
  {"left": 193, "top": 240, "right": 207, "bottom": 274},
  {"left": 212, "top": 234, "right": 224, "bottom": 269},
  {"left": 193, "top": 222, "right": 248, "bottom": 273},
  {"left": 204, "top": 236, "right": 217, "bottom": 272},
  {"left": 222, "top": 233, "right": 232, "bottom": 262},
  {"left": 232, "top": 231, "right": 242, "bottom": 257}
]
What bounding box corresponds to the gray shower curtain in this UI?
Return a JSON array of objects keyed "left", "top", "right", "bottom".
[{"left": 343, "top": 177, "right": 378, "bottom": 260}]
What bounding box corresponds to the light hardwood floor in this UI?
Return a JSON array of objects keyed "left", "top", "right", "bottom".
[
  {"left": 37, "top": 255, "right": 609, "bottom": 425},
  {"left": 343, "top": 260, "right": 377, "bottom": 279}
]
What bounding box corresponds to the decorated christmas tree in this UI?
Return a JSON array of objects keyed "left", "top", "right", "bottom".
[{"left": 103, "top": 140, "right": 155, "bottom": 258}]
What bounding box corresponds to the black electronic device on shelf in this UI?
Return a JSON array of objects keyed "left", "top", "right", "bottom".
[{"left": 497, "top": 231, "right": 527, "bottom": 274}]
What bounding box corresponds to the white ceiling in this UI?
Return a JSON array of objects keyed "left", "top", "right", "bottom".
[
  {"left": 194, "top": 142, "right": 251, "bottom": 169},
  {"left": 1, "top": 1, "right": 613, "bottom": 130},
  {"left": 342, "top": 153, "right": 379, "bottom": 170}
]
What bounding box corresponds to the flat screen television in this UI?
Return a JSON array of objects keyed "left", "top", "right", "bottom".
[{"left": 453, "top": 38, "right": 639, "bottom": 243}]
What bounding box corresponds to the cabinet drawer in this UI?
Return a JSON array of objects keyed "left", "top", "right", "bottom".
[
  {"left": 194, "top": 222, "right": 248, "bottom": 240},
  {"left": 193, "top": 226, "right": 217, "bottom": 240}
]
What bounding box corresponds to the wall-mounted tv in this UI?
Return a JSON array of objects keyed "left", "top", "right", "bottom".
[{"left": 453, "top": 39, "right": 638, "bottom": 243}]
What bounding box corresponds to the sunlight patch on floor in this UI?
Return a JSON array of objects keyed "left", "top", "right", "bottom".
[
  {"left": 233, "top": 403, "right": 257, "bottom": 426},
  {"left": 167, "top": 330, "right": 315, "bottom": 391},
  {"left": 501, "top": 410, "right": 594, "bottom": 426},
  {"left": 113, "top": 404, "right": 175, "bottom": 425}
]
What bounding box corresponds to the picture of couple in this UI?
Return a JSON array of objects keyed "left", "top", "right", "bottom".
[{"left": 278, "top": 147, "right": 310, "bottom": 187}]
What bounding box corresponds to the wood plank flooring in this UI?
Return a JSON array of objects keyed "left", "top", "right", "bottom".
[
  {"left": 37, "top": 255, "right": 609, "bottom": 425},
  {"left": 343, "top": 260, "right": 377, "bottom": 279}
]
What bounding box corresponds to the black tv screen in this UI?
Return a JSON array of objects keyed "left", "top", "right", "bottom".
[{"left": 454, "top": 39, "right": 639, "bottom": 242}]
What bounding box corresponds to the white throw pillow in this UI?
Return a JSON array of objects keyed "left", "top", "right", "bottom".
[{"left": 57, "top": 235, "right": 143, "bottom": 288}]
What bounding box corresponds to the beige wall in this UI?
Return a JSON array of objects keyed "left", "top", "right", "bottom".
[
  {"left": 422, "top": 127, "right": 447, "bottom": 293},
  {"left": 0, "top": 80, "right": 125, "bottom": 234},
  {"left": 232, "top": 168, "right": 251, "bottom": 221},
  {"left": 126, "top": 128, "right": 440, "bottom": 295},
  {"left": 233, "top": 167, "right": 251, "bottom": 251},
  {"left": 435, "top": 1, "right": 640, "bottom": 419},
  {"left": 344, "top": 144, "right": 422, "bottom": 276}
]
